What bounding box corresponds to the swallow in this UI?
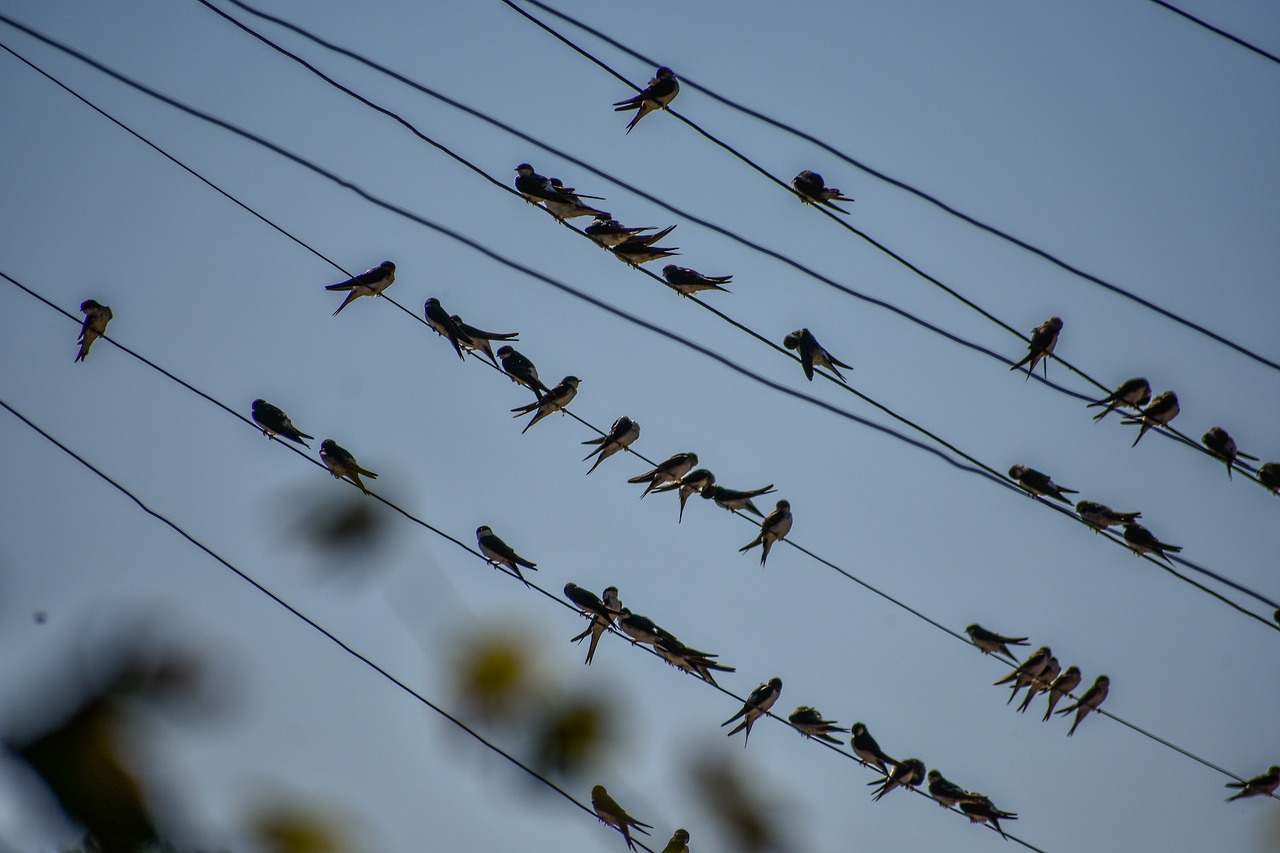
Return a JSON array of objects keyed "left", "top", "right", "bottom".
[
  {"left": 993, "top": 646, "right": 1052, "bottom": 704},
  {"left": 1057, "top": 674, "right": 1109, "bottom": 736},
  {"left": 783, "top": 328, "right": 852, "bottom": 382},
  {"left": 1225, "top": 765, "right": 1280, "bottom": 802},
  {"left": 791, "top": 170, "right": 853, "bottom": 213},
  {"left": 1260, "top": 462, "right": 1280, "bottom": 495},
  {"left": 927, "top": 770, "right": 978, "bottom": 809},
  {"left": 450, "top": 315, "right": 518, "bottom": 367},
  {"left": 722, "top": 677, "right": 782, "bottom": 744},
  {"left": 738, "top": 500, "right": 792, "bottom": 565},
  {"left": 660, "top": 828, "right": 691, "bottom": 853},
  {"left": 1009, "top": 316, "right": 1062, "bottom": 378},
  {"left": 1202, "top": 426, "right": 1257, "bottom": 478},
  {"left": 870, "top": 758, "right": 925, "bottom": 801},
  {"left": 1041, "top": 665, "right": 1082, "bottom": 721},
  {"left": 74, "top": 299, "right": 113, "bottom": 362},
  {"left": 655, "top": 636, "right": 735, "bottom": 686},
  {"left": 650, "top": 467, "right": 717, "bottom": 523},
  {"left": 611, "top": 227, "right": 679, "bottom": 266},
  {"left": 1008, "top": 464, "right": 1078, "bottom": 504},
  {"left": 617, "top": 610, "right": 679, "bottom": 653},
  {"left": 476, "top": 525, "right": 538, "bottom": 585},
  {"left": 496, "top": 345, "right": 549, "bottom": 400},
  {"left": 512, "top": 376, "right": 580, "bottom": 433},
  {"left": 514, "top": 164, "right": 603, "bottom": 211},
  {"left": 627, "top": 452, "right": 699, "bottom": 498},
  {"left": 964, "top": 624, "right": 1029, "bottom": 658},
  {"left": 613, "top": 66, "right": 679, "bottom": 134},
  {"left": 590, "top": 785, "right": 652, "bottom": 851},
  {"left": 699, "top": 475, "right": 778, "bottom": 518},
  {"left": 582, "top": 416, "right": 641, "bottom": 475},
  {"left": 1016, "top": 654, "right": 1060, "bottom": 713},
  {"left": 661, "top": 264, "right": 732, "bottom": 296},
  {"left": 319, "top": 439, "right": 379, "bottom": 495},
  {"left": 564, "top": 583, "right": 618, "bottom": 665},
  {"left": 325, "top": 261, "right": 395, "bottom": 316},
  {"left": 584, "top": 214, "right": 654, "bottom": 247},
  {"left": 541, "top": 177, "right": 607, "bottom": 220},
  {"left": 959, "top": 794, "right": 1017, "bottom": 837},
  {"left": 1075, "top": 500, "right": 1140, "bottom": 532},
  {"left": 1122, "top": 522, "right": 1181, "bottom": 564},
  {"left": 850, "top": 722, "right": 897, "bottom": 774},
  {"left": 1122, "top": 390, "right": 1179, "bottom": 447},
  {"left": 250, "top": 399, "right": 313, "bottom": 447},
  {"left": 421, "top": 297, "right": 473, "bottom": 360},
  {"left": 788, "top": 707, "right": 849, "bottom": 745},
  {"left": 1088, "top": 377, "right": 1151, "bottom": 421}
]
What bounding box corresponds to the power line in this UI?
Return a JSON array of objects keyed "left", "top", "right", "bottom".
[
  {"left": 504, "top": 0, "right": 1280, "bottom": 374},
  {"left": 1143, "top": 0, "right": 1280, "bottom": 66}
]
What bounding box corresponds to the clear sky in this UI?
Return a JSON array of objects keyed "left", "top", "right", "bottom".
[{"left": 1, "top": 1, "right": 1278, "bottom": 851}]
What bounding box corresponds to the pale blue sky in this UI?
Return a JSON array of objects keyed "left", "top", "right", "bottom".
[{"left": 1, "top": 1, "right": 1278, "bottom": 851}]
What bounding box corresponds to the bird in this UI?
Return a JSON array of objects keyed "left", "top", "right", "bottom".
[
  {"left": 319, "top": 439, "right": 378, "bottom": 495},
  {"left": 627, "top": 452, "right": 699, "bottom": 498},
  {"left": 1041, "top": 665, "right": 1082, "bottom": 722},
  {"left": 584, "top": 214, "right": 655, "bottom": 247},
  {"left": 1088, "top": 377, "right": 1151, "bottom": 421},
  {"left": 790, "top": 170, "right": 854, "bottom": 213},
  {"left": 783, "top": 328, "right": 852, "bottom": 382},
  {"left": 722, "top": 677, "right": 782, "bottom": 744},
  {"left": 1009, "top": 316, "right": 1062, "bottom": 378},
  {"left": 615, "top": 609, "right": 676, "bottom": 648},
  {"left": 959, "top": 794, "right": 1018, "bottom": 837},
  {"left": 870, "top": 758, "right": 925, "bottom": 801},
  {"left": 993, "top": 646, "right": 1052, "bottom": 705},
  {"left": 422, "top": 298, "right": 473, "bottom": 361},
  {"left": 1202, "top": 427, "right": 1257, "bottom": 478},
  {"left": 1075, "top": 500, "right": 1140, "bottom": 532},
  {"left": 661, "top": 264, "right": 732, "bottom": 296},
  {"left": 965, "top": 624, "right": 1029, "bottom": 658},
  {"left": 1008, "top": 464, "right": 1078, "bottom": 504},
  {"left": 582, "top": 416, "right": 641, "bottom": 475},
  {"left": 514, "top": 164, "right": 604, "bottom": 212},
  {"left": 611, "top": 228, "right": 679, "bottom": 266},
  {"left": 476, "top": 525, "right": 538, "bottom": 585},
  {"left": 451, "top": 314, "right": 518, "bottom": 367},
  {"left": 541, "top": 177, "right": 607, "bottom": 220},
  {"left": 564, "top": 583, "right": 618, "bottom": 666},
  {"left": 1224, "top": 765, "right": 1280, "bottom": 802},
  {"left": 74, "top": 299, "right": 113, "bottom": 362},
  {"left": 1016, "top": 654, "right": 1061, "bottom": 713},
  {"left": 660, "top": 828, "right": 691, "bottom": 853},
  {"left": 701, "top": 477, "right": 778, "bottom": 518},
  {"left": 325, "top": 261, "right": 395, "bottom": 316},
  {"left": 850, "top": 722, "right": 897, "bottom": 774},
  {"left": 649, "top": 467, "right": 717, "bottom": 523},
  {"left": 1122, "top": 522, "right": 1181, "bottom": 564},
  {"left": 1122, "top": 390, "right": 1179, "bottom": 447},
  {"left": 590, "top": 785, "right": 652, "bottom": 850},
  {"left": 654, "top": 636, "right": 735, "bottom": 686},
  {"left": 613, "top": 66, "right": 679, "bottom": 133},
  {"left": 788, "top": 706, "right": 848, "bottom": 745},
  {"left": 496, "top": 345, "right": 549, "bottom": 400},
  {"left": 250, "top": 399, "right": 313, "bottom": 447},
  {"left": 927, "top": 770, "right": 978, "bottom": 809},
  {"left": 1260, "top": 462, "right": 1280, "bottom": 495},
  {"left": 1057, "top": 674, "right": 1109, "bottom": 736},
  {"left": 511, "top": 376, "right": 580, "bottom": 433},
  {"left": 738, "top": 500, "right": 792, "bottom": 565}
]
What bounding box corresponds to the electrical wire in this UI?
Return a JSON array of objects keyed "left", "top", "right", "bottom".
[
  {"left": 3, "top": 25, "right": 1273, "bottom": 627},
  {"left": 1143, "top": 0, "right": 1280, "bottom": 66},
  {"left": 504, "top": 0, "right": 1280, "bottom": 374}
]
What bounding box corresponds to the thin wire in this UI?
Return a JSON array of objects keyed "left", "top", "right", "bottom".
[
  {"left": 0, "top": 396, "right": 658, "bottom": 848},
  {"left": 4, "top": 26, "right": 1272, "bottom": 624},
  {"left": 1143, "top": 0, "right": 1280, "bottom": 66},
  {"left": 507, "top": 0, "right": 1280, "bottom": 374}
]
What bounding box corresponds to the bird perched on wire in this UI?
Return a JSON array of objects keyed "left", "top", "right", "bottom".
[
  {"left": 511, "top": 376, "right": 580, "bottom": 434},
  {"left": 541, "top": 177, "right": 608, "bottom": 220},
  {"left": 514, "top": 164, "right": 605, "bottom": 215},
  {"left": 1057, "top": 674, "right": 1109, "bottom": 736},
  {"left": 611, "top": 226, "right": 679, "bottom": 266},
  {"left": 319, "top": 439, "right": 379, "bottom": 495},
  {"left": 1201, "top": 427, "right": 1257, "bottom": 478},
  {"left": 870, "top": 758, "right": 926, "bottom": 801},
  {"left": 1009, "top": 316, "right": 1062, "bottom": 379},
  {"left": 650, "top": 467, "right": 718, "bottom": 523},
  {"left": 739, "top": 500, "right": 792, "bottom": 565},
  {"left": 701, "top": 476, "right": 778, "bottom": 519},
  {"left": 851, "top": 722, "right": 897, "bottom": 774},
  {"left": 1016, "top": 654, "right": 1061, "bottom": 713},
  {"left": 722, "top": 677, "right": 782, "bottom": 744},
  {"left": 496, "top": 345, "right": 550, "bottom": 400},
  {"left": 1122, "top": 523, "right": 1181, "bottom": 564},
  {"left": 564, "top": 583, "right": 620, "bottom": 666},
  {"left": 1122, "top": 390, "right": 1179, "bottom": 446},
  {"left": 476, "top": 525, "right": 538, "bottom": 586},
  {"left": 660, "top": 828, "right": 691, "bottom": 853},
  {"left": 582, "top": 416, "right": 641, "bottom": 475},
  {"left": 74, "top": 299, "right": 113, "bottom": 362},
  {"left": 450, "top": 313, "right": 518, "bottom": 367},
  {"left": 423, "top": 297, "right": 473, "bottom": 361},
  {"left": 791, "top": 170, "right": 854, "bottom": 213},
  {"left": 251, "top": 400, "right": 313, "bottom": 448},
  {"left": 927, "top": 769, "right": 980, "bottom": 809},
  {"left": 325, "top": 261, "right": 395, "bottom": 316},
  {"left": 788, "top": 706, "right": 849, "bottom": 745},
  {"left": 591, "top": 785, "right": 652, "bottom": 850},
  {"left": 959, "top": 794, "right": 1018, "bottom": 837},
  {"left": 1259, "top": 462, "right": 1280, "bottom": 495},
  {"left": 1224, "top": 765, "right": 1280, "bottom": 802},
  {"left": 783, "top": 328, "right": 853, "bottom": 382},
  {"left": 1041, "top": 665, "right": 1082, "bottom": 722},
  {"left": 1088, "top": 377, "right": 1151, "bottom": 421},
  {"left": 1075, "top": 500, "right": 1140, "bottom": 532},
  {"left": 993, "top": 645, "right": 1052, "bottom": 704},
  {"left": 965, "top": 624, "right": 1029, "bottom": 659},
  {"left": 627, "top": 452, "right": 699, "bottom": 498},
  {"left": 613, "top": 66, "right": 679, "bottom": 133},
  {"left": 1008, "top": 464, "right": 1077, "bottom": 504},
  {"left": 661, "top": 264, "right": 732, "bottom": 296},
  {"left": 584, "top": 213, "right": 655, "bottom": 247}
]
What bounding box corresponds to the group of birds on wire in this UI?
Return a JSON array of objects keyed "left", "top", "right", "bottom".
[{"left": 57, "top": 54, "right": 1280, "bottom": 852}]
